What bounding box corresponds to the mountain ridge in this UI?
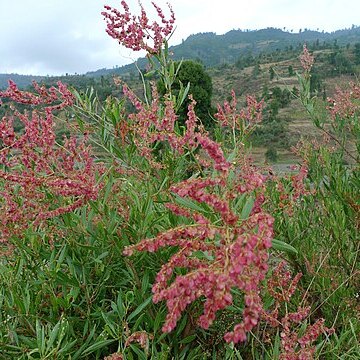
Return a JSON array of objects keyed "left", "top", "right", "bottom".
[{"left": 1, "top": 26, "right": 360, "bottom": 88}]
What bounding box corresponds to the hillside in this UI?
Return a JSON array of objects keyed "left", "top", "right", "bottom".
[
  {"left": 86, "top": 26, "right": 360, "bottom": 78},
  {"left": 208, "top": 45, "right": 359, "bottom": 163},
  {"left": 1, "top": 31, "right": 359, "bottom": 165}
]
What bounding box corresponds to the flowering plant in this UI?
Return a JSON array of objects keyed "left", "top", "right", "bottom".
[
  {"left": 262, "top": 262, "right": 334, "bottom": 359},
  {"left": 0, "top": 81, "right": 100, "bottom": 252}
]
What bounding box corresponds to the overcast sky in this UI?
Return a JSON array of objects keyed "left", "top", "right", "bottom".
[{"left": 1, "top": 0, "right": 359, "bottom": 76}]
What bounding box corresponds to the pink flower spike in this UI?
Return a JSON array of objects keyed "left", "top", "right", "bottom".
[
  {"left": 102, "top": 1, "right": 175, "bottom": 54},
  {"left": 299, "top": 44, "right": 314, "bottom": 71}
]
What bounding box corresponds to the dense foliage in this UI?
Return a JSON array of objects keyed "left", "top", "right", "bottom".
[
  {"left": 157, "top": 60, "right": 215, "bottom": 129},
  {"left": 0, "top": 2, "right": 359, "bottom": 359}
]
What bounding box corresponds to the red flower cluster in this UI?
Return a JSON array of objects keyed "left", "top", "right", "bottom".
[
  {"left": 0, "top": 81, "right": 100, "bottom": 252},
  {"left": 104, "top": 353, "right": 123, "bottom": 360},
  {"left": 262, "top": 262, "right": 334, "bottom": 359},
  {"left": 299, "top": 45, "right": 314, "bottom": 72},
  {"left": 102, "top": 1, "right": 175, "bottom": 54},
  {"left": 124, "top": 160, "right": 274, "bottom": 343},
  {"left": 271, "top": 164, "right": 313, "bottom": 216},
  {"left": 196, "top": 134, "right": 231, "bottom": 172},
  {"left": 215, "top": 89, "right": 264, "bottom": 131},
  {"left": 120, "top": 83, "right": 207, "bottom": 169},
  {"left": 125, "top": 330, "right": 153, "bottom": 352},
  {"left": 327, "top": 82, "right": 360, "bottom": 125},
  {"left": 0, "top": 80, "right": 73, "bottom": 110}
]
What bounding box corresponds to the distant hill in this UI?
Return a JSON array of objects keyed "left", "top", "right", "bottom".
[
  {"left": 84, "top": 26, "right": 360, "bottom": 77},
  {"left": 0, "top": 73, "right": 46, "bottom": 89},
  {"left": 1, "top": 26, "right": 360, "bottom": 89}
]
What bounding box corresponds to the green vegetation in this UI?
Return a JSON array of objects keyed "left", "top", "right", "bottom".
[{"left": 157, "top": 60, "right": 215, "bottom": 129}]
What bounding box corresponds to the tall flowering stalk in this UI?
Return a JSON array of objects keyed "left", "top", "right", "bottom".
[
  {"left": 297, "top": 45, "right": 359, "bottom": 162},
  {"left": 102, "top": 0, "right": 276, "bottom": 344},
  {"left": 326, "top": 82, "right": 360, "bottom": 161},
  {"left": 215, "top": 89, "right": 264, "bottom": 147},
  {"left": 103, "top": 1, "right": 188, "bottom": 107},
  {"left": 102, "top": 0, "right": 175, "bottom": 54},
  {"left": 0, "top": 81, "right": 100, "bottom": 252}
]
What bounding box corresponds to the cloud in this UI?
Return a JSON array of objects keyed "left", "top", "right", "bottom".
[
  {"left": 1, "top": 0, "right": 359, "bottom": 75},
  {"left": 0, "top": 0, "right": 120, "bottom": 75}
]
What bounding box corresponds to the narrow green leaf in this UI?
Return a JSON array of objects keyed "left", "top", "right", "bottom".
[
  {"left": 82, "top": 339, "right": 115, "bottom": 355},
  {"left": 176, "top": 82, "right": 190, "bottom": 111},
  {"left": 272, "top": 329, "right": 280, "bottom": 359},
  {"left": 56, "top": 245, "right": 67, "bottom": 270},
  {"left": 95, "top": 251, "right": 109, "bottom": 263},
  {"left": 240, "top": 196, "right": 255, "bottom": 219},
  {"left": 141, "top": 271, "right": 150, "bottom": 294},
  {"left": 72, "top": 326, "right": 96, "bottom": 360},
  {"left": 272, "top": 239, "right": 298, "bottom": 255},
  {"left": 127, "top": 296, "right": 153, "bottom": 322},
  {"left": 46, "top": 321, "right": 61, "bottom": 353},
  {"left": 116, "top": 291, "right": 126, "bottom": 319},
  {"left": 57, "top": 339, "right": 77, "bottom": 354},
  {"left": 101, "top": 312, "right": 117, "bottom": 337},
  {"left": 226, "top": 149, "right": 237, "bottom": 163},
  {"left": 175, "top": 314, "right": 188, "bottom": 337},
  {"left": 181, "top": 334, "right": 197, "bottom": 345},
  {"left": 129, "top": 344, "right": 147, "bottom": 360},
  {"left": 174, "top": 195, "right": 205, "bottom": 213}
]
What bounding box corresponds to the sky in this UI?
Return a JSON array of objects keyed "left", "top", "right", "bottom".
[{"left": 1, "top": 0, "right": 360, "bottom": 76}]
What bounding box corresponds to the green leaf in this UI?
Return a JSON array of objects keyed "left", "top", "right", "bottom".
[
  {"left": 53, "top": 271, "right": 79, "bottom": 287},
  {"left": 57, "top": 339, "right": 77, "bottom": 354},
  {"left": 46, "top": 321, "right": 61, "bottom": 353},
  {"left": 232, "top": 193, "right": 246, "bottom": 212},
  {"left": 129, "top": 344, "right": 147, "bottom": 360},
  {"left": 103, "top": 172, "right": 114, "bottom": 204},
  {"left": 175, "top": 314, "right": 188, "bottom": 337},
  {"left": 72, "top": 326, "right": 97, "bottom": 360},
  {"left": 82, "top": 339, "right": 116, "bottom": 355},
  {"left": 115, "top": 291, "right": 126, "bottom": 319},
  {"left": 95, "top": 251, "right": 109, "bottom": 263},
  {"left": 144, "top": 70, "right": 157, "bottom": 78},
  {"left": 271, "top": 239, "right": 298, "bottom": 255},
  {"left": 169, "top": 62, "right": 175, "bottom": 81},
  {"left": 56, "top": 245, "right": 67, "bottom": 271},
  {"left": 153, "top": 310, "right": 165, "bottom": 333},
  {"left": 101, "top": 312, "right": 117, "bottom": 338},
  {"left": 127, "top": 295, "right": 153, "bottom": 322},
  {"left": 180, "top": 334, "right": 196, "bottom": 344},
  {"left": 176, "top": 81, "right": 190, "bottom": 111},
  {"left": 36, "top": 319, "right": 45, "bottom": 355},
  {"left": 133, "top": 313, "right": 146, "bottom": 330},
  {"left": 240, "top": 196, "right": 255, "bottom": 219},
  {"left": 192, "top": 250, "right": 214, "bottom": 261},
  {"left": 226, "top": 149, "right": 237, "bottom": 163},
  {"left": 272, "top": 329, "right": 280, "bottom": 359},
  {"left": 173, "top": 194, "right": 206, "bottom": 213},
  {"left": 141, "top": 271, "right": 150, "bottom": 294}
]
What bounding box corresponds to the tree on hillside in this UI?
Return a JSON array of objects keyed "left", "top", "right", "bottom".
[
  {"left": 252, "top": 63, "right": 261, "bottom": 78},
  {"left": 158, "top": 60, "right": 215, "bottom": 129},
  {"left": 269, "top": 67, "right": 275, "bottom": 80},
  {"left": 327, "top": 51, "right": 353, "bottom": 75},
  {"left": 354, "top": 43, "right": 360, "bottom": 64},
  {"left": 288, "top": 65, "right": 295, "bottom": 76}
]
